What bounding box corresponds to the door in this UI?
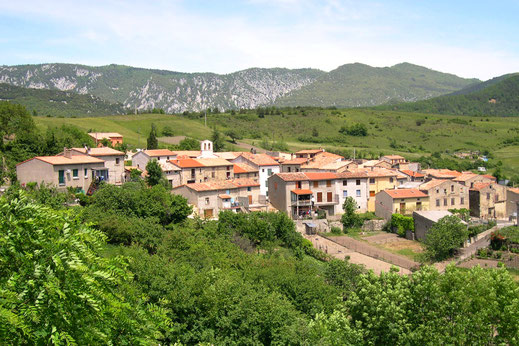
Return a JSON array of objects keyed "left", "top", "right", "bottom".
[
  {"left": 58, "top": 170, "right": 65, "bottom": 185},
  {"left": 327, "top": 192, "right": 333, "bottom": 202},
  {"left": 248, "top": 195, "right": 253, "bottom": 204},
  {"left": 204, "top": 209, "right": 213, "bottom": 219},
  {"left": 416, "top": 202, "right": 422, "bottom": 211},
  {"left": 317, "top": 192, "right": 322, "bottom": 202},
  {"left": 399, "top": 202, "right": 406, "bottom": 214}
]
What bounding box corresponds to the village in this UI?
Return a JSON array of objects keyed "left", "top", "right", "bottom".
[{"left": 15, "top": 132, "right": 519, "bottom": 262}]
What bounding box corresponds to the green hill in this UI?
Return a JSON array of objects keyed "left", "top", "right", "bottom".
[
  {"left": 380, "top": 73, "right": 519, "bottom": 116},
  {"left": 0, "top": 83, "right": 126, "bottom": 117},
  {"left": 275, "top": 62, "right": 479, "bottom": 107}
]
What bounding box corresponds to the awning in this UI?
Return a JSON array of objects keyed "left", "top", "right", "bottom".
[{"left": 291, "top": 189, "right": 313, "bottom": 195}]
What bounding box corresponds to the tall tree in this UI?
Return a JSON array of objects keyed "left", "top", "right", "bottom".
[
  {"left": 145, "top": 159, "right": 164, "bottom": 187},
  {"left": 147, "top": 123, "right": 159, "bottom": 149},
  {"left": 211, "top": 127, "right": 224, "bottom": 152}
]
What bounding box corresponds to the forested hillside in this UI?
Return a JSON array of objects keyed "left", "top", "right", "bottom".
[
  {"left": 275, "top": 62, "right": 479, "bottom": 107},
  {"left": 0, "top": 83, "right": 126, "bottom": 117},
  {"left": 381, "top": 73, "right": 519, "bottom": 116}
]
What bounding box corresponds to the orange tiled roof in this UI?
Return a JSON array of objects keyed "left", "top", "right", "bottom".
[
  {"left": 233, "top": 163, "right": 258, "bottom": 174},
  {"left": 400, "top": 169, "right": 424, "bottom": 178},
  {"left": 144, "top": 149, "right": 176, "bottom": 157},
  {"left": 238, "top": 152, "right": 278, "bottom": 166},
  {"left": 384, "top": 188, "right": 428, "bottom": 199},
  {"left": 383, "top": 155, "right": 405, "bottom": 160},
  {"left": 419, "top": 179, "right": 448, "bottom": 190},
  {"left": 453, "top": 172, "right": 478, "bottom": 182},
  {"left": 296, "top": 149, "right": 324, "bottom": 154},
  {"left": 362, "top": 168, "right": 399, "bottom": 178},
  {"left": 508, "top": 187, "right": 519, "bottom": 194},
  {"left": 88, "top": 132, "right": 122, "bottom": 139},
  {"left": 71, "top": 147, "right": 125, "bottom": 156},
  {"left": 170, "top": 158, "right": 205, "bottom": 168},
  {"left": 423, "top": 169, "right": 462, "bottom": 179},
  {"left": 482, "top": 174, "right": 497, "bottom": 181},
  {"left": 218, "top": 194, "right": 232, "bottom": 199},
  {"left": 171, "top": 150, "right": 201, "bottom": 157},
  {"left": 275, "top": 172, "right": 308, "bottom": 181},
  {"left": 304, "top": 172, "right": 338, "bottom": 180},
  {"left": 336, "top": 171, "right": 369, "bottom": 179},
  {"left": 291, "top": 189, "right": 313, "bottom": 195},
  {"left": 281, "top": 158, "right": 308, "bottom": 165},
  {"left": 471, "top": 182, "right": 491, "bottom": 191},
  {"left": 176, "top": 178, "right": 259, "bottom": 192},
  {"left": 18, "top": 155, "right": 104, "bottom": 166}
]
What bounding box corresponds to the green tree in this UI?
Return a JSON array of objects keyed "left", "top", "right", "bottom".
[
  {"left": 423, "top": 215, "right": 468, "bottom": 261},
  {"left": 341, "top": 197, "right": 362, "bottom": 230},
  {"left": 224, "top": 129, "right": 242, "bottom": 144},
  {"left": 211, "top": 127, "right": 225, "bottom": 152},
  {"left": 178, "top": 137, "right": 200, "bottom": 150},
  {"left": 162, "top": 125, "right": 174, "bottom": 137},
  {"left": 147, "top": 123, "right": 159, "bottom": 149},
  {"left": 0, "top": 192, "right": 168, "bottom": 344},
  {"left": 145, "top": 159, "right": 164, "bottom": 186}
]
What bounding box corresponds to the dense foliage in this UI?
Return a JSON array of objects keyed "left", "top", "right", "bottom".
[
  {"left": 3, "top": 184, "right": 519, "bottom": 344},
  {"left": 384, "top": 73, "right": 519, "bottom": 116},
  {"left": 423, "top": 215, "right": 468, "bottom": 261},
  {"left": 389, "top": 213, "right": 414, "bottom": 237},
  {"left": 341, "top": 197, "right": 362, "bottom": 229}
]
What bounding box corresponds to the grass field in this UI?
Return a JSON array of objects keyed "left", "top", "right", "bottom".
[{"left": 33, "top": 108, "right": 519, "bottom": 175}]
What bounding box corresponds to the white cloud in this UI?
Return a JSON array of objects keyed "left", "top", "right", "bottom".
[{"left": 0, "top": 0, "right": 517, "bottom": 79}]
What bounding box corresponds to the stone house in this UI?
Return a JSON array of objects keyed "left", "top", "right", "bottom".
[
  {"left": 469, "top": 182, "right": 507, "bottom": 219},
  {"left": 171, "top": 178, "right": 264, "bottom": 218},
  {"left": 88, "top": 132, "right": 123, "bottom": 147},
  {"left": 375, "top": 188, "right": 429, "bottom": 220},
  {"left": 169, "top": 157, "right": 234, "bottom": 186},
  {"left": 381, "top": 155, "right": 406, "bottom": 166},
  {"left": 507, "top": 188, "right": 519, "bottom": 220},
  {"left": 413, "top": 210, "right": 458, "bottom": 241},
  {"left": 132, "top": 149, "right": 177, "bottom": 169},
  {"left": 16, "top": 151, "right": 105, "bottom": 191},
  {"left": 399, "top": 169, "right": 425, "bottom": 182},
  {"left": 453, "top": 172, "right": 496, "bottom": 188},
  {"left": 419, "top": 179, "right": 469, "bottom": 211},
  {"left": 62, "top": 147, "right": 126, "bottom": 185},
  {"left": 231, "top": 152, "right": 279, "bottom": 197},
  {"left": 233, "top": 163, "right": 259, "bottom": 180}
]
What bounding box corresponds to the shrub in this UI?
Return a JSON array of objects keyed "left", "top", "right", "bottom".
[
  {"left": 331, "top": 226, "right": 342, "bottom": 234},
  {"left": 389, "top": 214, "right": 414, "bottom": 237}
]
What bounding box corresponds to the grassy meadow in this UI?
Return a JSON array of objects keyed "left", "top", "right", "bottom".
[{"left": 33, "top": 108, "right": 519, "bottom": 176}]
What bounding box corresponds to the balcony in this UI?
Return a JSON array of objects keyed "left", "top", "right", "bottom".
[
  {"left": 315, "top": 194, "right": 339, "bottom": 206},
  {"left": 291, "top": 189, "right": 313, "bottom": 207}
]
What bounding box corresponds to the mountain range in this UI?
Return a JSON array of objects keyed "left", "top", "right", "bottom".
[
  {"left": 0, "top": 62, "right": 478, "bottom": 115},
  {"left": 381, "top": 73, "right": 519, "bottom": 116}
]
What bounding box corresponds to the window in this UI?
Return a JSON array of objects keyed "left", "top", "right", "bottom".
[
  {"left": 444, "top": 189, "right": 447, "bottom": 194},
  {"left": 343, "top": 180, "right": 347, "bottom": 186},
  {"left": 327, "top": 192, "right": 333, "bottom": 202},
  {"left": 59, "top": 170, "right": 65, "bottom": 186},
  {"left": 247, "top": 187, "right": 252, "bottom": 192},
  {"left": 356, "top": 179, "right": 360, "bottom": 185},
  {"left": 369, "top": 190, "right": 375, "bottom": 197},
  {"left": 461, "top": 197, "right": 465, "bottom": 204},
  {"left": 451, "top": 198, "right": 455, "bottom": 205},
  {"left": 265, "top": 181, "right": 268, "bottom": 187},
  {"left": 212, "top": 172, "right": 215, "bottom": 178},
  {"left": 389, "top": 177, "right": 394, "bottom": 183},
  {"left": 326, "top": 180, "right": 331, "bottom": 187},
  {"left": 356, "top": 190, "right": 361, "bottom": 197},
  {"left": 436, "top": 199, "right": 440, "bottom": 207},
  {"left": 268, "top": 168, "right": 272, "bottom": 176},
  {"left": 343, "top": 190, "right": 348, "bottom": 198},
  {"left": 487, "top": 193, "right": 490, "bottom": 200},
  {"left": 84, "top": 168, "right": 88, "bottom": 178},
  {"left": 444, "top": 198, "right": 447, "bottom": 206},
  {"left": 226, "top": 189, "right": 230, "bottom": 195},
  {"left": 262, "top": 169, "right": 265, "bottom": 173},
  {"left": 313, "top": 181, "right": 318, "bottom": 188},
  {"left": 451, "top": 185, "right": 454, "bottom": 192},
  {"left": 287, "top": 167, "right": 291, "bottom": 172},
  {"left": 227, "top": 166, "right": 231, "bottom": 170},
  {"left": 72, "top": 169, "right": 79, "bottom": 179},
  {"left": 436, "top": 189, "right": 439, "bottom": 194},
  {"left": 369, "top": 178, "right": 375, "bottom": 184},
  {"left": 274, "top": 182, "right": 278, "bottom": 190},
  {"left": 296, "top": 181, "right": 302, "bottom": 189},
  {"left": 167, "top": 156, "right": 170, "bottom": 160},
  {"left": 205, "top": 197, "right": 210, "bottom": 205},
  {"left": 157, "top": 157, "right": 160, "bottom": 160},
  {"left": 115, "top": 158, "right": 120, "bottom": 165}
]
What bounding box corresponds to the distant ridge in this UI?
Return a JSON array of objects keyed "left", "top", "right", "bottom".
[
  {"left": 379, "top": 73, "right": 519, "bottom": 116},
  {"left": 0, "top": 62, "right": 478, "bottom": 114},
  {"left": 0, "top": 83, "right": 126, "bottom": 117}
]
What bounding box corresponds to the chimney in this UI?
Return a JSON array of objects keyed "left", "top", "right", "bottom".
[{"left": 64, "top": 148, "right": 72, "bottom": 159}]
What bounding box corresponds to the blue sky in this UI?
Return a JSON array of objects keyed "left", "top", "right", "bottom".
[{"left": 1, "top": 0, "right": 518, "bottom": 79}]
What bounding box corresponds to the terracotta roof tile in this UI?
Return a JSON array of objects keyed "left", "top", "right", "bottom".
[
  {"left": 275, "top": 172, "right": 308, "bottom": 181},
  {"left": 281, "top": 158, "right": 308, "bottom": 165},
  {"left": 471, "top": 182, "right": 491, "bottom": 191},
  {"left": 171, "top": 150, "right": 201, "bottom": 157},
  {"left": 170, "top": 158, "right": 205, "bottom": 168},
  {"left": 383, "top": 155, "right": 405, "bottom": 160},
  {"left": 233, "top": 163, "right": 258, "bottom": 174},
  {"left": 71, "top": 147, "right": 125, "bottom": 156},
  {"left": 144, "top": 149, "right": 176, "bottom": 157},
  {"left": 508, "top": 187, "right": 519, "bottom": 194},
  {"left": 238, "top": 152, "right": 278, "bottom": 166},
  {"left": 175, "top": 178, "right": 259, "bottom": 192},
  {"left": 384, "top": 188, "right": 428, "bottom": 199},
  {"left": 296, "top": 149, "right": 324, "bottom": 154},
  {"left": 453, "top": 172, "right": 478, "bottom": 182},
  {"left": 19, "top": 155, "right": 104, "bottom": 166},
  {"left": 423, "top": 169, "right": 462, "bottom": 179},
  {"left": 400, "top": 169, "right": 424, "bottom": 178},
  {"left": 88, "top": 132, "right": 122, "bottom": 139},
  {"left": 419, "top": 179, "right": 448, "bottom": 190},
  {"left": 304, "top": 172, "right": 337, "bottom": 180}
]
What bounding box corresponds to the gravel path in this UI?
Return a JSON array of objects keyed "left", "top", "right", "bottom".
[{"left": 306, "top": 235, "right": 411, "bottom": 275}]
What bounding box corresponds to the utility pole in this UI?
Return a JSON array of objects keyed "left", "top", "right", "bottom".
[
  {"left": 205, "top": 109, "right": 207, "bottom": 127},
  {"left": 353, "top": 147, "right": 356, "bottom": 160}
]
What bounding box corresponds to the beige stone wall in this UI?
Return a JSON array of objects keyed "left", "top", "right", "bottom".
[
  {"left": 424, "top": 181, "right": 469, "bottom": 211},
  {"left": 98, "top": 155, "right": 125, "bottom": 185},
  {"left": 474, "top": 184, "right": 508, "bottom": 219},
  {"left": 180, "top": 166, "right": 233, "bottom": 184}
]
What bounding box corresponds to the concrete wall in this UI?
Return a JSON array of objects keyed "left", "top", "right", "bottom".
[
  {"left": 179, "top": 165, "right": 233, "bottom": 185},
  {"left": 132, "top": 152, "right": 150, "bottom": 169},
  {"left": 470, "top": 184, "right": 508, "bottom": 219},
  {"left": 97, "top": 155, "right": 125, "bottom": 185},
  {"left": 413, "top": 212, "right": 435, "bottom": 241},
  {"left": 336, "top": 177, "right": 369, "bottom": 213},
  {"left": 367, "top": 176, "right": 398, "bottom": 212}
]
